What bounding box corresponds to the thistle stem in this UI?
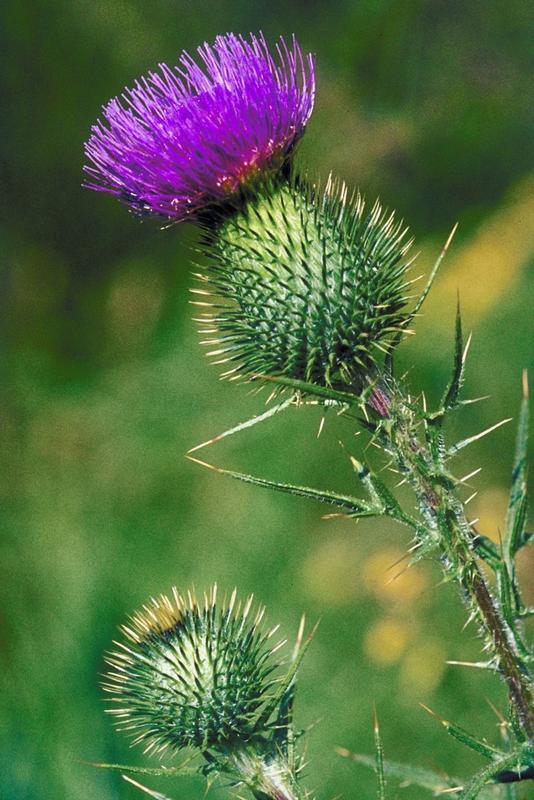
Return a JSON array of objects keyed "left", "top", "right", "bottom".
[{"left": 374, "top": 385, "right": 534, "bottom": 741}]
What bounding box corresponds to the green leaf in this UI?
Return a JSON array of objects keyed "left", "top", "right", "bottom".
[
  {"left": 385, "top": 223, "right": 459, "bottom": 370},
  {"left": 188, "top": 396, "right": 295, "bottom": 455},
  {"left": 447, "top": 417, "right": 512, "bottom": 458},
  {"left": 470, "top": 534, "right": 501, "bottom": 570},
  {"left": 411, "top": 224, "right": 459, "bottom": 320},
  {"left": 420, "top": 705, "right": 504, "bottom": 760},
  {"left": 272, "top": 617, "right": 305, "bottom": 769},
  {"left": 250, "top": 372, "right": 360, "bottom": 406},
  {"left": 373, "top": 712, "right": 387, "bottom": 800},
  {"left": 439, "top": 298, "right": 471, "bottom": 415},
  {"left": 256, "top": 619, "right": 317, "bottom": 733},
  {"left": 187, "top": 456, "right": 378, "bottom": 517},
  {"left": 460, "top": 749, "right": 527, "bottom": 800},
  {"left": 338, "top": 750, "right": 463, "bottom": 794},
  {"left": 496, "top": 561, "right": 516, "bottom": 627},
  {"left": 505, "top": 372, "right": 530, "bottom": 556},
  {"left": 122, "top": 775, "right": 179, "bottom": 799},
  {"left": 350, "top": 457, "right": 419, "bottom": 529},
  {"left": 89, "top": 762, "right": 197, "bottom": 778}
]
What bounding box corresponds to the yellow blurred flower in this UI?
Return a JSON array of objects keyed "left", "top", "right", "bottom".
[
  {"left": 363, "top": 617, "right": 412, "bottom": 666},
  {"left": 362, "top": 547, "right": 429, "bottom": 606},
  {"left": 400, "top": 640, "right": 447, "bottom": 697}
]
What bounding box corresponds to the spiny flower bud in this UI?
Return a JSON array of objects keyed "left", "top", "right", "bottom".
[
  {"left": 84, "top": 33, "right": 315, "bottom": 221},
  {"left": 103, "top": 586, "right": 286, "bottom": 756},
  {"left": 195, "top": 179, "right": 415, "bottom": 391}
]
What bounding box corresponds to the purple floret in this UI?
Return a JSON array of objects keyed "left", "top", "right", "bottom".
[{"left": 84, "top": 33, "right": 315, "bottom": 221}]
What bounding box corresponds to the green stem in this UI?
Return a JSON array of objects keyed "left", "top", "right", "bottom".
[{"left": 379, "top": 386, "right": 534, "bottom": 741}]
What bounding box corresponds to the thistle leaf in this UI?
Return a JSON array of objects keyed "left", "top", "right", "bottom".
[
  {"left": 91, "top": 763, "right": 197, "bottom": 778},
  {"left": 505, "top": 371, "right": 530, "bottom": 556},
  {"left": 496, "top": 561, "right": 516, "bottom": 626},
  {"left": 439, "top": 298, "right": 471, "bottom": 415},
  {"left": 256, "top": 619, "right": 318, "bottom": 733},
  {"left": 420, "top": 705, "right": 503, "bottom": 760},
  {"left": 187, "top": 456, "right": 378, "bottom": 516},
  {"left": 251, "top": 372, "right": 359, "bottom": 405},
  {"left": 373, "top": 711, "right": 387, "bottom": 800},
  {"left": 122, "top": 775, "right": 178, "bottom": 800},
  {"left": 460, "top": 749, "right": 528, "bottom": 800},
  {"left": 188, "top": 396, "right": 295, "bottom": 455},
  {"left": 272, "top": 616, "right": 307, "bottom": 767},
  {"left": 350, "top": 457, "right": 419, "bottom": 529},
  {"left": 470, "top": 534, "right": 501, "bottom": 570},
  {"left": 338, "top": 749, "right": 463, "bottom": 794},
  {"left": 411, "top": 223, "right": 459, "bottom": 320},
  {"left": 447, "top": 418, "right": 512, "bottom": 458}
]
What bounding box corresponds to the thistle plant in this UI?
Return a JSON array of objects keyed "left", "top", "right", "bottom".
[{"left": 85, "top": 31, "right": 534, "bottom": 799}]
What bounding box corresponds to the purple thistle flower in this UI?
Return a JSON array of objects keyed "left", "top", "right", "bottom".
[{"left": 84, "top": 33, "right": 315, "bottom": 221}]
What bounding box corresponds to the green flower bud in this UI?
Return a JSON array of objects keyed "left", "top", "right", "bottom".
[
  {"left": 104, "top": 586, "right": 284, "bottom": 756},
  {"left": 195, "top": 178, "right": 415, "bottom": 392}
]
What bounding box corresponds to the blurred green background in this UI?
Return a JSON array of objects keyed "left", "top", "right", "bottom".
[{"left": 2, "top": 1, "right": 534, "bottom": 798}]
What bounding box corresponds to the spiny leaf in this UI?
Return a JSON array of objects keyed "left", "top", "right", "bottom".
[
  {"left": 460, "top": 749, "right": 529, "bottom": 800},
  {"left": 337, "top": 748, "right": 463, "bottom": 794},
  {"left": 470, "top": 534, "right": 501, "bottom": 570},
  {"left": 251, "top": 372, "right": 359, "bottom": 405},
  {"left": 373, "top": 710, "right": 387, "bottom": 800},
  {"left": 273, "top": 616, "right": 305, "bottom": 767},
  {"left": 439, "top": 298, "right": 472, "bottom": 415},
  {"left": 420, "top": 705, "right": 504, "bottom": 760},
  {"left": 256, "top": 619, "right": 318, "bottom": 732},
  {"left": 188, "top": 396, "right": 295, "bottom": 455},
  {"left": 505, "top": 371, "right": 530, "bottom": 556},
  {"left": 350, "top": 456, "right": 419, "bottom": 529},
  {"left": 385, "top": 223, "right": 458, "bottom": 370},
  {"left": 447, "top": 418, "right": 512, "bottom": 458},
  {"left": 187, "top": 456, "right": 378, "bottom": 516},
  {"left": 410, "top": 223, "right": 458, "bottom": 320},
  {"left": 122, "top": 775, "right": 178, "bottom": 800},
  {"left": 496, "top": 561, "right": 516, "bottom": 627},
  {"left": 90, "top": 762, "right": 197, "bottom": 778}
]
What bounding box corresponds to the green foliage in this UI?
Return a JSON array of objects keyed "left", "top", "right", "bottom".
[
  {"left": 339, "top": 749, "right": 464, "bottom": 796},
  {"left": 192, "top": 308, "right": 534, "bottom": 797}
]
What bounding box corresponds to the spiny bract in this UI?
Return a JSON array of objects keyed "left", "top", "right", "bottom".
[
  {"left": 195, "top": 179, "right": 415, "bottom": 391},
  {"left": 104, "top": 586, "right": 284, "bottom": 755}
]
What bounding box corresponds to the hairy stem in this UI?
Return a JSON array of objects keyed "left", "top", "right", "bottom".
[{"left": 376, "top": 385, "right": 534, "bottom": 741}]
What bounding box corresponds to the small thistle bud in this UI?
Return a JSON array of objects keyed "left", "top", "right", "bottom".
[
  {"left": 104, "top": 586, "right": 285, "bottom": 755},
  {"left": 84, "top": 33, "right": 315, "bottom": 221},
  {"left": 196, "top": 179, "right": 415, "bottom": 391}
]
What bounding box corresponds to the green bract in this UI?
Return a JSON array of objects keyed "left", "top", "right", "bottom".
[
  {"left": 104, "top": 587, "right": 282, "bottom": 755},
  {"left": 196, "top": 179, "right": 415, "bottom": 391}
]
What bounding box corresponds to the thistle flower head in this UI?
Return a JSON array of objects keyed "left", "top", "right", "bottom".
[
  {"left": 84, "top": 33, "right": 315, "bottom": 221},
  {"left": 197, "top": 179, "right": 415, "bottom": 391},
  {"left": 104, "top": 586, "right": 285, "bottom": 755}
]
